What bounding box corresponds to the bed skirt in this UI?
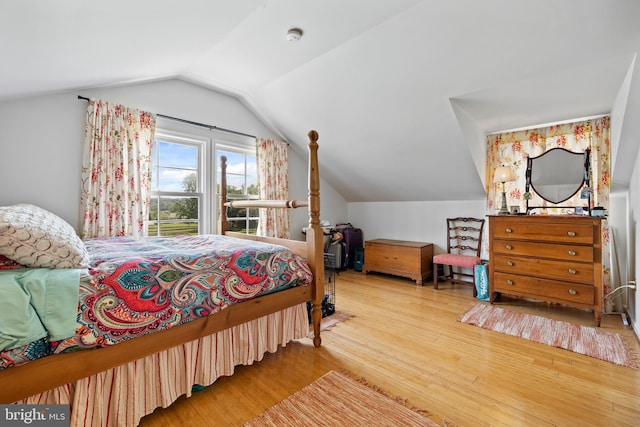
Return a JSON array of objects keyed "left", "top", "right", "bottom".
[{"left": 16, "top": 302, "right": 309, "bottom": 427}]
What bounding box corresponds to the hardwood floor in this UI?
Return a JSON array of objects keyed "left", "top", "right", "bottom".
[{"left": 139, "top": 270, "right": 640, "bottom": 427}]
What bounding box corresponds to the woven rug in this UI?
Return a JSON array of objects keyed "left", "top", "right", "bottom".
[
  {"left": 243, "top": 370, "right": 439, "bottom": 427},
  {"left": 459, "top": 303, "right": 638, "bottom": 369}
]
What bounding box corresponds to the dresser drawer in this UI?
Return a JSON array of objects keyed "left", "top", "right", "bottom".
[
  {"left": 366, "top": 247, "right": 420, "bottom": 270},
  {"left": 488, "top": 216, "right": 603, "bottom": 326},
  {"left": 493, "top": 239, "right": 593, "bottom": 262},
  {"left": 491, "top": 219, "right": 594, "bottom": 244},
  {"left": 492, "top": 254, "right": 594, "bottom": 283},
  {"left": 365, "top": 244, "right": 420, "bottom": 268},
  {"left": 493, "top": 272, "right": 595, "bottom": 305}
]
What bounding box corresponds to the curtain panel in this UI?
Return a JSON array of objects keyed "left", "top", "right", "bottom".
[
  {"left": 80, "top": 99, "right": 156, "bottom": 239},
  {"left": 485, "top": 116, "right": 610, "bottom": 214},
  {"left": 485, "top": 116, "right": 613, "bottom": 310},
  {"left": 256, "top": 138, "right": 290, "bottom": 239}
]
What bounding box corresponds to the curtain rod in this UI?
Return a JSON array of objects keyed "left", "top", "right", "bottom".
[{"left": 77, "top": 95, "right": 256, "bottom": 139}]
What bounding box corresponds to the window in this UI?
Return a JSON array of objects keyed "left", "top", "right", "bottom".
[
  {"left": 148, "top": 119, "right": 256, "bottom": 236},
  {"left": 149, "top": 134, "right": 203, "bottom": 236},
  {"left": 216, "top": 148, "right": 258, "bottom": 234}
]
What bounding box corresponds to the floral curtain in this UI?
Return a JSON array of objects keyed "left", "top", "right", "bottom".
[
  {"left": 80, "top": 99, "right": 156, "bottom": 239},
  {"left": 485, "top": 116, "right": 613, "bottom": 310},
  {"left": 256, "top": 138, "right": 290, "bottom": 238},
  {"left": 486, "top": 116, "right": 610, "bottom": 214}
]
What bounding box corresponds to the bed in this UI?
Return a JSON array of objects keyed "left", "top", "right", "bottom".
[{"left": 0, "top": 130, "right": 325, "bottom": 426}]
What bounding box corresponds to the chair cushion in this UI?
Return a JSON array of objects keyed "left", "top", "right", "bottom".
[{"left": 433, "top": 253, "right": 480, "bottom": 269}]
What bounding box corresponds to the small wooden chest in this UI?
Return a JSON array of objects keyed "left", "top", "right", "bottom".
[{"left": 363, "top": 239, "right": 433, "bottom": 285}]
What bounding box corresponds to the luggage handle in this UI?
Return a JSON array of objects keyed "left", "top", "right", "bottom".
[{"left": 335, "top": 222, "right": 354, "bottom": 230}]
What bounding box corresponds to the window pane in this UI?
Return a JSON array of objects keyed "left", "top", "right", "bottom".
[
  {"left": 226, "top": 193, "right": 248, "bottom": 202},
  {"left": 148, "top": 196, "right": 200, "bottom": 237},
  {"left": 246, "top": 174, "right": 258, "bottom": 195},
  {"left": 160, "top": 197, "right": 199, "bottom": 221},
  {"left": 225, "top": 174, "right": 247, "bottom": 195},
  {"left": 246, "top": 154, "right": 257, "bottom": 176},
  {"left": 227, "top": 207, "right": 246, "bottom": 219},
  {"left": 216, "top": 148, "right": 258, "bottom": 236},
  {"left": 148, "top": 222, "right": 159, "bottom": 236},
  {"left": 219, "top": 151, "right": 246, "bottom": 174},
  {"left": 159, "top": 221, "right": 199, "bottom": 236},
  {"left": 149, "top": 197, "right": 159, "bottom": 221},
  {"left": 158, "top": 168, "right": 198, "bottom": 192},
  {"left": 228, "top": 219, "right": 246, "bottom": 233},
  {"left": 248, "top": 219, "right": 258, "bottom": 235},
  {"left": 158, "top": 141, "right": 198, "bottom": 168}
]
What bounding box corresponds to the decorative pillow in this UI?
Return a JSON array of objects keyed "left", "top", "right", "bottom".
[{"left": 0, "top": 204, "right": 89, "bottom": 269}]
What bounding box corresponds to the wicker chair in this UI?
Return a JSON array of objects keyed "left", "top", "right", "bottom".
[{"left": 433, "top": 217, "right": 485, "bottom": 296}]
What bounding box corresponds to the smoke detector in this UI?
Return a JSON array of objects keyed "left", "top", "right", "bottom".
[{"left": 286, "top": 28, "right": 303, "bottom": 42}]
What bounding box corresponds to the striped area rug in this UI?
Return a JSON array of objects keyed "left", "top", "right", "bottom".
[
  {"left": 459, "top": 303, "right": 638, "bottom": 369},
  {"left": 243, "top": 370, "right": 440, "bottom": 427}
]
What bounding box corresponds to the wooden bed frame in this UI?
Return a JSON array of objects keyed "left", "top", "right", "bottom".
[{"left": 0, "top": 129, "right": 325, "bottom": 404}]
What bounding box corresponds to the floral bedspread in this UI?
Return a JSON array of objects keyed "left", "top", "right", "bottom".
[{"left": 0, "top": 235, "right": 312, "bottom": 369}]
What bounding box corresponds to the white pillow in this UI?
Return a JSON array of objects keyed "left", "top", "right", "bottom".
[{"left": 0, "top": 204, "right": 89, "bottom": 269}]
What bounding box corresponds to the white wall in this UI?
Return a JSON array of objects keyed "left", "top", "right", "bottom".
[
  {"left": 0, "top": 93, "right": 85, "bottom": 223},
  {"left": 0, "top": 79, "right": 346, "bottom": 240},
  {"left": 288, "top": 148, "right": 348, "bottom": 240},
  {"left": 348, "top": 199, "right": 487, "bottom": 255}
]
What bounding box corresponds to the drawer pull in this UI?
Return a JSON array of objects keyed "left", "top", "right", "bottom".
[
  {"left": 568, "top": 250, "right": 576, "bottom": 256},
  {"left": 505, "top": 228, "right": 513, "bottom": 233},
  {"left": 568, "top": 268, "right": 577, "bottom": 274},
  {"left": 567, "top": 231, "right": 576, "bottom": 237},
  {"left": 506, "top": 279, "right": 514, "bottom": 285},
  {"left": 505, "top": 244, "right": 513, "bottom": 250},
  {"left": 506, "top": 260, "right": 514, "bottom": 266},
  {"left": 568, "top": 289, "right": 577, "bottom": 295}
]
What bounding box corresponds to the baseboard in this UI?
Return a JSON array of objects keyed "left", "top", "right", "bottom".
[{"left": 625, "top": 306, "right": 640, "bottom": 341}]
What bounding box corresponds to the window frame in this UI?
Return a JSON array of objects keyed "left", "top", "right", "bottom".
[
  {"left": 148, "top": 129, "right": 208, "bottom": 236},
  {"left": 148, "top": 118, "right": 256, "bottom": 236},
  {"left": 215, "top": 142, "right": 259, "bottom": 235}
]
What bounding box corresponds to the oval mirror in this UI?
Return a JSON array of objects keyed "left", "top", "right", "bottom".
[{"left": 527, "top": 148, "right": 588, "bottom": 204}]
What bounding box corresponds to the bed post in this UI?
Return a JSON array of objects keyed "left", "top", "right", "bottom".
[
  {"left": 218, "top": 155, "right": 228, "bottom": 234},
  {"left": 307, "top": 130, "right": 325, "bottom": 347}
]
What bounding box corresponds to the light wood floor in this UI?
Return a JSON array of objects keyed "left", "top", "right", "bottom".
[{"left": 139, "top": 270, "right": 640, "bottom": 427}]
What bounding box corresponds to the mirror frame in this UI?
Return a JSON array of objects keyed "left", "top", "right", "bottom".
[{"left": 525, "top": 147, "right": 591, "bottom": 214}]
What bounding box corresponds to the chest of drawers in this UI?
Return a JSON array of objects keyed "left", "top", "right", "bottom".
[
  {"left": 363, "top": 239, "right": 433, "bottom": 285},
  {"left": 488, "top": 215, "right": 603, "bottom": 326}
]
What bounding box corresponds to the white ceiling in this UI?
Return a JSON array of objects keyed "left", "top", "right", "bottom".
[{"left": 2, "top": 0, "right": 640, "bottom": 202}]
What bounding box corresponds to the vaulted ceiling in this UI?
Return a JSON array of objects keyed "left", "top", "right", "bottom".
[{"left": 2, "top": 0, "right": 640, "bottom": 202}]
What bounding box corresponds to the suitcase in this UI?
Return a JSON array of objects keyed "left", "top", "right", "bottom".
[
  {"left": 326, "top": 241, "right": 347, "bottom": 270},
  {"left": 341, "top": 227, "right": 363, "bottom": 269}
]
